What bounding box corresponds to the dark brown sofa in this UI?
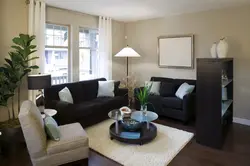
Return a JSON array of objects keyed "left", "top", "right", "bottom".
[
  {"left": 44, "top": 78, "right": 128, "bottom": 128},
  {"left": 135, "top": 77, "right": 196, "bottom": 123}
]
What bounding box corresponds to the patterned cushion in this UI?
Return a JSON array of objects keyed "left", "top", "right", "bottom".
[{"left": 47, "top": 123, "right": 88, "bottom": 155}]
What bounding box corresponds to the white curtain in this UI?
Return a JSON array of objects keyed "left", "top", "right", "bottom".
[
  {"left": 28, "top": 0, "right": 46, "bottom": 102},
  {"left": 97, "top": 16, "right": 112, "bottom": 80}
]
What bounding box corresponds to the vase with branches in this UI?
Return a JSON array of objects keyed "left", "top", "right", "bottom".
[
  {"left": 120, "top": 74, "right": 138, "bottom": 107},
  {"left": 0, "top": 34, "right": 39, "bottom": 126}
]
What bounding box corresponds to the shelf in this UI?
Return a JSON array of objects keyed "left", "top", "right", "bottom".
[
  {"left": 221, "top": 100, "right": 233, "bottom": 117},
  {"left": 222, "top": 79, "right": 233, "bottom": 88}
]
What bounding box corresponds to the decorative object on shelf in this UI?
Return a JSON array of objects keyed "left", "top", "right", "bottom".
[
  {"left": 135, "top": 83, "right": 152, "bottom": 115},
  {"left": 119, "top": 106, "right": 132, "bottom": 118},
  {"left": 210, "top": 42, "right": 218, "bottom": 58},
  {"left": 217, "top": 37, "right": 229, "bottom": 58},
  {"left": 28, "top": 74, "right": 51, "bottom": 113},
  {"left": 0, "top": 34, "right": 38, "bottom": 126},
  {"left": 121, "top": 119, "right": 142, "bottom": 131},
  {"left": 158, "top": 34, "right": 194, "bottom": 68},
  {"left": 222, "top": 87, "right": 228, "bottom": 101},
  {"left": 221, "top": 69, "right": 228, "bottom": 81}
]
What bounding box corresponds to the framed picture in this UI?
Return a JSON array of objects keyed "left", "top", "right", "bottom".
[{"left": 158, "top": 34, "right": 194, "bottom": 69}]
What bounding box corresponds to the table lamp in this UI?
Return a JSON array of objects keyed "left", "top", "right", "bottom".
[{"left": 28, "top": 74, "right": 51, "bottom": 113}]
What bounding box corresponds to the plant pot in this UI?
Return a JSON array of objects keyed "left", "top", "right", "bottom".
[{"left": 0, "top": 121, "right": 24, "bottom": 156}]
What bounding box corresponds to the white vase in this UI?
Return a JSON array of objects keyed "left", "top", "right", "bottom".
[
  {"left": 217, "top": 38, "right": 228, "bottom": 58},
  {"left": 210, "top": 42, "right": 218, "bottom": 58}
]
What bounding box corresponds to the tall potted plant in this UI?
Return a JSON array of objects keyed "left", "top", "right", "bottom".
[
  {"left": 135, "top": 83, "right": 152, "bottom": 114},
  {"left": 0, "top": 34, "right": 39, "bottom": 127}
]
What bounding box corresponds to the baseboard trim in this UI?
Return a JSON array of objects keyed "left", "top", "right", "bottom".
[{"left": 233, "top": 117, "right": 250, "bottom": 126}]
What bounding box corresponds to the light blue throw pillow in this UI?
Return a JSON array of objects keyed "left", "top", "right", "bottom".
[
  {"left": 175, "top": 82, "right": 195, "bottom": 99},
  {"left": 44, "top": 115, "right": 61, "bottom": 141}
]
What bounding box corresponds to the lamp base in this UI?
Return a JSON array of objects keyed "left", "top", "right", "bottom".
[{"left": 36, "top": 90, "right": 45, "bottom": 113}]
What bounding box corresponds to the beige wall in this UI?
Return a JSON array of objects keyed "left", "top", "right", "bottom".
[
  {"left": 46, "top": 6, "right": 126, "bottom": 81},
  {"left": 0, "top": 0, "right": 28, "bottom": 122},
  {"left": 125, "top": 6, "right": 250, "bottom": 119}
]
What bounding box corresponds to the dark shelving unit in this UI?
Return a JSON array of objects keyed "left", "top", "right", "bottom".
[{"left": 196, "top": 58, "right": 233, "bottom": 149}]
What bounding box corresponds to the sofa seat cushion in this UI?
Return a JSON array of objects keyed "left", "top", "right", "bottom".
[
  {"left": 74, "top": 96, "right": 125, "bottom": 119},
  {"left": 92, "top": 96, "right": 125, "bottom": 110},
  {"left": 70, "top": 102, "right": 101, "bottom": 120},
  {"left": 162, "top": 97, "right": 183, "bottom": 109},
  {"left": 47, "top": 123, "right": 88, "bottom": 155}
]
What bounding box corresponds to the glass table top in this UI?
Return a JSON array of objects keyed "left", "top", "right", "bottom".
[
  {"left": 131, "top": 111, "right": 158, "bottom": 122},
  {"left": 108, "top": 109, "right": 123, "bottom": 120}
]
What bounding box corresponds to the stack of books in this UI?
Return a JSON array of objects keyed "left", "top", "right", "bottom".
[{"left": 120, "top": 132, "right": 140, "bottom": 139}]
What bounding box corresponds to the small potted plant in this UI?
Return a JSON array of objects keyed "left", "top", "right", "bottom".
[{"left": 135, "top": 83, "right": 152, "bottom": 114}]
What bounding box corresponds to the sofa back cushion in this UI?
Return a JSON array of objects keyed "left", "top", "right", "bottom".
[
  {"left": 150, "top": 77, "right": 174, "bottom": 83},
  {"left": 150, "top": 77, "right": 196, "bottom": 95},
  {"left": 44, "top": 78, "right": 106, "bottom": 104},
  {"left": 160, "top": 82, "right": 176, "bottom": 97}
]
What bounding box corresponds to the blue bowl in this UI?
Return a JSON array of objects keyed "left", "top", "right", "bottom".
[{"left": 121, "top": 119, "right": 142, "bottom": 131}]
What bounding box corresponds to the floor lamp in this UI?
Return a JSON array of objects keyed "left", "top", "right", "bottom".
[
  {"left": 28, "top": 74, "right": 51, "bottom": 113},
  {"left": 114, "top": 45, "right": 141, "bottom": 106}
]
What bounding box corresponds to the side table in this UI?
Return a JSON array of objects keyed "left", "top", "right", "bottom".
[{"left": 42, "top": 109, "right": 57, "bottom": 118}]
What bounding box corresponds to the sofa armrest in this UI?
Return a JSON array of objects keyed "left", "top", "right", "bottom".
[
  {"left": 115, "top": 88, "right": 128, "bottom": 97},
  {"left": 183, "top": 93, "right": 196, "bottom": 121}
]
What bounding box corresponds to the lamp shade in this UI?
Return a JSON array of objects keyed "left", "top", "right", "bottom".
[
  {"left": 114, "top": 46, "right": 141, "bottom": 57},
  {"left": 28, "top": 74, "right": 51, "bottom": 90}
]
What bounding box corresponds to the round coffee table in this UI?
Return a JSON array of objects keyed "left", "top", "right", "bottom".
[
  {"left": 109, "top": 121, "right": 157, "bottom": 145},
  {"left": 108, "top": 109, "right": 158, "bottom": 145}
]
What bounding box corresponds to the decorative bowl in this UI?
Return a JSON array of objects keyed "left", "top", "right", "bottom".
[
  {"left": 121, "top": 119, "right": 142, "bottom": 131},
  {"left": 119, "top": 106, "right": 132, "bottom": 118}
]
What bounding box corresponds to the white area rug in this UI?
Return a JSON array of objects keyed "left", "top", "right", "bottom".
[{"left": 85, "top": 120, "right": 194, "bottom": 166}]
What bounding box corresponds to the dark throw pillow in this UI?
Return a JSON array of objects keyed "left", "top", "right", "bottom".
[{"left": 160, "top": 82, "right": 176, "bottom": 97}]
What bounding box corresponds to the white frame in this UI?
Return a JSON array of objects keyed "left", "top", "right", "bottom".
[{"left": 158, "top": 34, "right": 194, "bottom": 69}]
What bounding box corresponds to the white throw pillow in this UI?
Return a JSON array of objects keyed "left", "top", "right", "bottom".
[
  {"left": 97, "top": 80, "right": 115, "bottom": 97},
  {"left": 145, "top": 81, "right": 161, "bottom": 95},
  {"left": 58, "top": 87, "right": 74, "bottom": 104},
  {"left": 175, "top": 83, "right": 195, "bottom": 99}
]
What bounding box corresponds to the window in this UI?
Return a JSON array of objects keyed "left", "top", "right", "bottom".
[
  {"left": 79, "top": 28, "right": 98, "bottom": 80},
  {"left": 45, "top": 24, "right": 69, "bottom": 84}
]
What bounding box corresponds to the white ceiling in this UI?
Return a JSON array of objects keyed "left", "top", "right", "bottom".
[{"left": 45, "top": 0, "right": 250, "bottom": 22}]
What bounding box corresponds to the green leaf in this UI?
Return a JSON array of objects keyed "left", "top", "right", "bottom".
[
  {"left": 29, "top": 50, "right": 37, "bottom": 55},
  {"left": 4, "top": 58, "right": 13, "bottom": 68},
  {"left": 25, "top": 57, "right": 39, "bottom": 62},
  {"left": 28, "top": 45, "right": 36, "bottom": 49},
  {"left": 28, "top": 65, "right": 39, "bottom": 69}
]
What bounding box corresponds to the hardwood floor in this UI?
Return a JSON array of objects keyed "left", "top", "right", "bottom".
[{"left": 1, "top": 117, "right": 250, "bottom": 166}]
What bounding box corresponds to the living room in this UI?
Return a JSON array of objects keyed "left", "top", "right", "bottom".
[{"left": 1, "top": 0, "right": 250, "bottom": 166}]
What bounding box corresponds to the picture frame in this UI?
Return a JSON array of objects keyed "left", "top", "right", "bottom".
[{"left": 157, "top": 34, "right": 194, "bottom": 69}]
